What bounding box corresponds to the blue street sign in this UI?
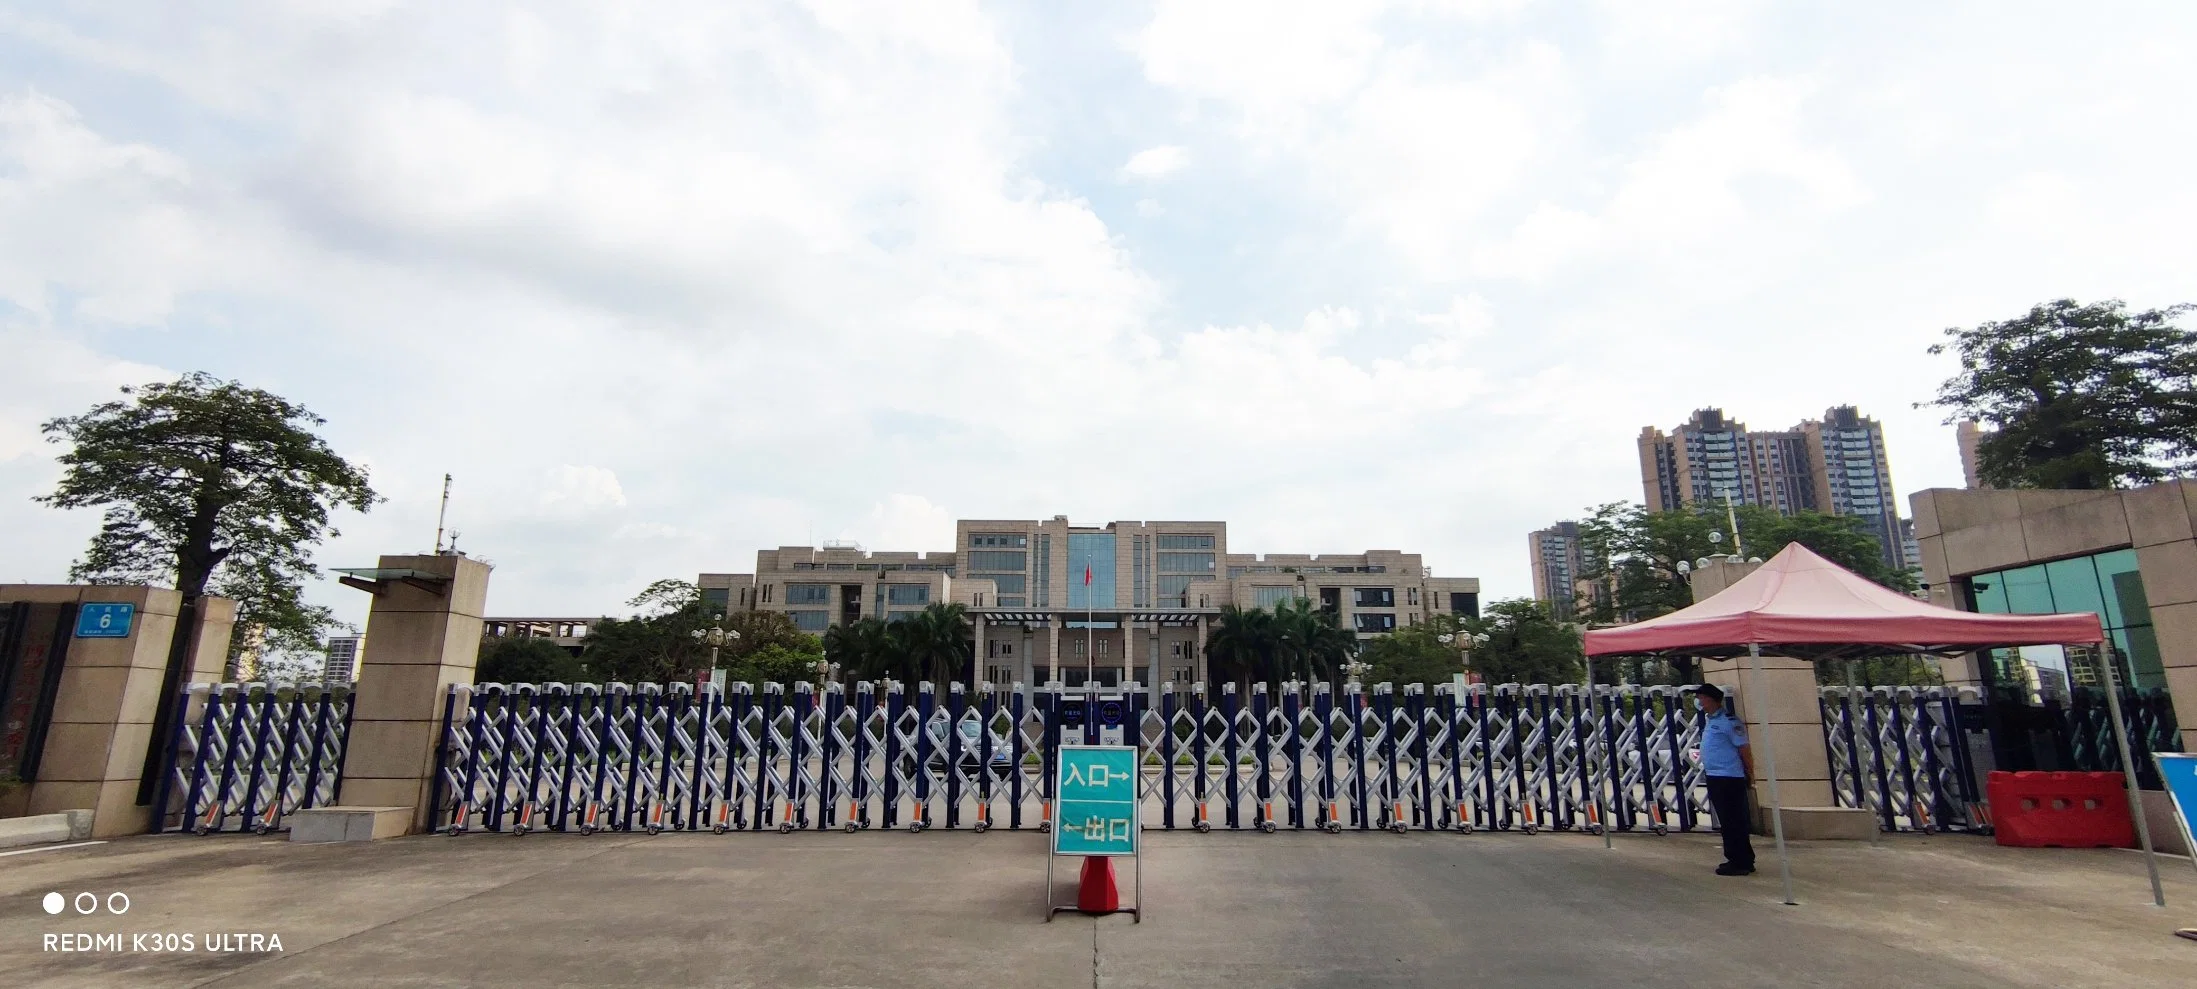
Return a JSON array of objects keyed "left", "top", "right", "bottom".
[
  {"left": 2156, "top": 754, "right": 2197, "bottom": 857},
  {"left": 1053, "top": 745, "right": 1138, "bottom": 857},
  {"left": 75, "top": 602, "right": 135, "bottom": 638}
]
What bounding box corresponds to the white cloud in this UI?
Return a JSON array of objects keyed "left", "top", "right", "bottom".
[
  {"left": 6, "top": 0, "right": 2197, "bottom": 626},
  {"left": 1121, "top": 145, "right": 1188, "bottom": 179},
  {"left": 539, "top": 465, "right": 628, "bottom": 515}
]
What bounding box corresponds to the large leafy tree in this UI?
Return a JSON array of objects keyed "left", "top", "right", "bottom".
[
  {"left": 477, "top": 636, "right": 586, "bottom": 684},
  {"left": 36, "top": 373, "right": 379, "bottom": 665},
  {"left": 1575, "top": 501, "right": 1915, "bottom": 632},
  {"left": 1356, "top": 613, "right": 1469, "bottom": 688},
  {"left": 1463, "top": 598, "right": 1585, "bottom": 685},
  {"left": 1926, "top": 298, "right": 2197, "bottom": 489},
  {"left": 579, "top": 579, "right": 719, "bottom": 683}
]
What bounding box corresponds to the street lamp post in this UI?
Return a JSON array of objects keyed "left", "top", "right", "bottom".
[{"left": 689, "top": 619, "right": 739, "bottom": 690}]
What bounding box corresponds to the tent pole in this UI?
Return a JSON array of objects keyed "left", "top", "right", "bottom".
[
  {"left": 1749, "top": 643, "right": 1797, "bottom": 906},
  {"left": 2097, "top": 642, "right": 2165, "bottom": 908},
  {"left": 1588, "top": 654, "right": 1612, "bottom": 851}
]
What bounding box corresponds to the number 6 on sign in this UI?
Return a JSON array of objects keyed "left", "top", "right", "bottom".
[{"left": 75, "top": 603, "right": 135, "bottom": 639}]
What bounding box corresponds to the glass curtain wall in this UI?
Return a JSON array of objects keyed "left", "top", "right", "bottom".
[{"left": 1966, "top": 548, "right": 2163, "bottom": 693}]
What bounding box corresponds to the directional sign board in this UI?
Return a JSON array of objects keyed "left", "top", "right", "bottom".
[
  {"left": 1053, "top": 744, "right": 1138, "bottom": 856},
  {"left": 2158, "top": 754, "right": 2197, "bottom": 860},
  {"left": 74, "top": 603, "right": 135, "bottom": 639}
]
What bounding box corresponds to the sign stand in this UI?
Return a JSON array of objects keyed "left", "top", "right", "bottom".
[{"left": 1045, "top": 743, "right": 1143, "bottom": 923}]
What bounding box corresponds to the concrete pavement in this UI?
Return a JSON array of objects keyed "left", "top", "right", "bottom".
[{"left": 4, "top": 829, "right": 2193, "bottom": 988}]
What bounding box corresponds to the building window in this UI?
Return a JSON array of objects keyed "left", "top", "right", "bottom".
[
  {"left": 1253, "top": 586, "right": 1304, "bottom": 608},
  {"left": 1036, "top": 536, "right": 1052, "bottom": 607},
  {"left": 702, "top": 587, "right": 730, "bottom": 613},
  {"left": 1406, "top": 587, "right": 1419, "bottom": 606},
  {"left": 984, "top": 574, "right": 1028, "bottom": 594},
  {"left": 1968, "top": 548, "right": 2162, "bottom": 692},
  {"left": 1157, "top": 575, "right": 1196, "bottom": 607},
  {"left": 1067, "top": 532, "right": 1117, "bottom": 609},
  {"left": 1098, "top": 639, "right": 1110, "bottom": 657},
  {"left": 999, "top": 596, "right": 1026, "bottom": 607},
  {"left": 1172, "top": 668, "right": 1194, "bottom": 683},
  {"left": 967, "top": 551, "right": 1027, "bottom": 571},
  {"left": 1353, "top": 587, "right": 1395, "bottom": 608},
  {"left": 970, "top": 533, "right": 1028, "bottom": 548},
  {"left": 788, "top": 611, "right": 829, "bottom": 632},
  {"left": 886, "top": 610, "right": 921, "bottom": 623},
  {"left": 1157, "top": 552, "right": 1215, "bottom": 572},
  {"left": 786, "top": 583, "right": 831, "bottom": 605},
  {"left": 1157, "top": 534, "right": 1214, "bottom": 549},
  {"left": 989, "top": 641, "right": 1015, "bottom": 657},
  {"left": 1353, "top": 613, "right": 1397, "bottom": 633},
  {"left": 885, "top": 585, "right": 930, "bottom": 606},
  {"left": 1450, "top": 592, "right": 1479, "bottom": 618}
]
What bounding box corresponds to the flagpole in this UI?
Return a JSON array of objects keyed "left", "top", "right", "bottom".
[{"left": 1085, "top": 562, "right": 1095, "bottom": 688}]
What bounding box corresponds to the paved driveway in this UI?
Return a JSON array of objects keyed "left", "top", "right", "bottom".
[{"left": 3, "top": 829, "right": 2192, "bottom": 988}]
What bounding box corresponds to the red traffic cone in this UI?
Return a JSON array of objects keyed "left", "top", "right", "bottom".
[{"left": 1076, "top": 856, "right": 1121, "bottom": 914}]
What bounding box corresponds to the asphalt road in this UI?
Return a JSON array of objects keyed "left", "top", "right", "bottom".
[{"left": 3, "top": 829, "right": 2191, "bottom": 988}]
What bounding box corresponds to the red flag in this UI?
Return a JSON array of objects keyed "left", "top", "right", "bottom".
[{"left": 1083, "top": 564, "right": 1093, "bottom": 586}]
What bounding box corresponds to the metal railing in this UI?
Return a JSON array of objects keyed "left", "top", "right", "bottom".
[
  {"left": 431, "top": 680, "right": 1722, "bottom": 836},
  {"left": 154, "top": 681, "right": 355, "bottom": 833}
]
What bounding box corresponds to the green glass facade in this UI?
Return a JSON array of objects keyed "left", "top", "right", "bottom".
[{"left": 1966, "top": 548, "right": 2164, "bottom": 691}]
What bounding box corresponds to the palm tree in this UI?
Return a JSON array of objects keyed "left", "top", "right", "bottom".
[
  {"left": 900, "top": 603, "right": 972, "bottom": 687},
  {"left": 825, "top": 617, "right": 910, "bottom": 683},
  {"left": 1204, "top": 605, "right": 1280, "bottom": 693},
  {"left": 1274, "top": 597, "right": 1357, "bottom": 687}
]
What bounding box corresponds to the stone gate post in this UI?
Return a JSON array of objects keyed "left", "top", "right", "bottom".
[
  {"left": 1688, "top": 557, "right": 1868, "bottom": 838},
  {"left": 335, "top": 554, "right": 491, "bottom": 834}
]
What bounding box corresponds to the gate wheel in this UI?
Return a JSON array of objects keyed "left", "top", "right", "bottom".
[
  {"left": 1455, "top": 822, "right": 1474, "bottom": 835},
  {"left": 974, "top": 821, "right": 990, "bottom": 834},
  {"left": 778, "top": 821, "right": 793, "bottom": 834},
  {"left": 1587, "top": 823, "right": 1606, "bottom": 837},
  {"left": 908, "top": 821, "right": 927, "bottom": 833},
  {"left": 713, "top": 824, "right": 728, "bottom": 835},
  {"left": 647, "top": 824, "right": 663, "bottom": 836},
  {"left": 1038, "top": 821, "right": 1051, "bottom": 834},
  {"left": 1194, "top": 821, "right": 1211, "bottom": 834},
  {"left": 1259, "top": 821, "right": 1276, "bottom": 834},
  {"left": 843, "top": 820, "right": 859, "bottom": 833},
  {"left": 1652, "top": 823, "right": 1669, "bottom": 836},
  {"left": 1388, "top": 821, "right": 1407, "bottom": 835},
  {"left": 1323, "top": 821, "right": 1342, "bottom": 834},
  {"left": 1521, "top": 823, "right": 1538, "bottom": 836}
]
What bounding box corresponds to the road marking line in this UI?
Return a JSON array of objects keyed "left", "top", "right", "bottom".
[{"left": 0, "top": 841, "right": 106, "bottom": 858}]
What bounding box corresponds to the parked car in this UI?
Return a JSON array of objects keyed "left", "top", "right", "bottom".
[{"left": 897, "top": 715, "right": 1015, "bottom": 780}]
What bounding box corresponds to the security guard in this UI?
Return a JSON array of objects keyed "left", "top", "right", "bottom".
[{"left": 1696, "top": 684, "right": 1755, "bottom": 876}]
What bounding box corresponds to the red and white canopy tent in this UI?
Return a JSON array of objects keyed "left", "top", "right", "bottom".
[{"left": 1579, "top": 543, "right": 2162, "bottom": 906}]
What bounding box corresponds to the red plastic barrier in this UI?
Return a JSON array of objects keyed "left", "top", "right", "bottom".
[{"left": 1986, "top": 771, "right": 2135, "bottom": 849}]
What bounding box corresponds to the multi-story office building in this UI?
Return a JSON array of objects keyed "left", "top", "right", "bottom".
[
  {"left": 322, "top": 636, "right": 361, "bottom": 681},
  {"left": 1527, "top": 521, "right": 1584, "bottom": 619},
  {"left": 700, "top": 516, "right": 1480, "bottom": 690},
  {"left": 1638, "top": 406, "right": 1910, "bottom": 570},
  {"left": 1801, "top": 406, "right": 1904, "bottom": 570}
]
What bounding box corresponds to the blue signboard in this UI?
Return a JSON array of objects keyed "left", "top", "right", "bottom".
[
  {"left": 2156, "top": 754, "right": 2197, "bottom": 858},
  {"left": 75, "top": 603, "right": 135, "bottom": 638},
  {"left": 1053, "top": 745, "right": 1138, "bottom": 857}
]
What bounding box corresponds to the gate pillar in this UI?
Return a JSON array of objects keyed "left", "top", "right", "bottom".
[
  {"left": 0, "top": 585, "right": 233, "bottom": 835},
  {"left": 1689, "top": 558, "right": 1841, "bottom": 821},
  {"left": 335, "top": 554, "right": 491, "bottom": 834}
]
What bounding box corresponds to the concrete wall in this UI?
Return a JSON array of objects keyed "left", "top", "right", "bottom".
[
  {"left": 1912, "top": 482, "right": 2197, "bottom": 749},
  {"left": 0, "top": 585, "right": 233, "bottom": 837}
]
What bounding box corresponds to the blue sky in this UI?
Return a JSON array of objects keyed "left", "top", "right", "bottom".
[{"left": 5, "top": 1, "right": 2196, "bottom": 635}]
